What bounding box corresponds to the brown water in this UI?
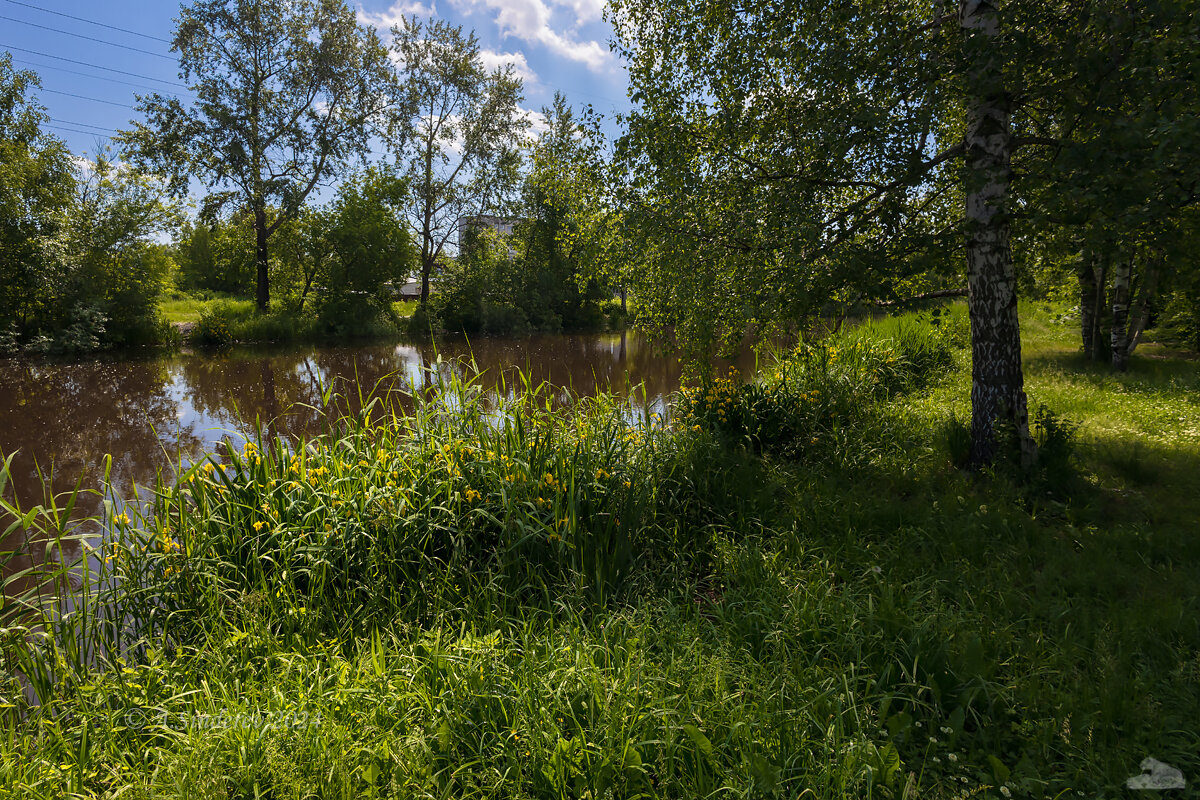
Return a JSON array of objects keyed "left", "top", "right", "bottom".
[{"left": 0, "top": 331, "right": 763, "bottom": 585}]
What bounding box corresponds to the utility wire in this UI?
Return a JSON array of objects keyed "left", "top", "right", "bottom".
[
  {"left": 0, "top": 0, "right": 173, "bottom": 44},
  {"left": 0, "top": 13, "right": 176, "bottom": 60},
  {"left": 0, "top": 43, "right": 185, "bottom": 87},
  {"left": 50, "top": 117, "right": 116, "bottom": 132},
  {"left": 12, "top": 56, "right": 180, "bottom": 93},
  {"left": 45, "top": 123, "right": 110, "bottom": 138},
  {"left": 39, "top": 88, "right": 135, "bottom": 108}
]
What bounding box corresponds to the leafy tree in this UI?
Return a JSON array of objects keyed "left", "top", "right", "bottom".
[
  {"left": 119, "top": 0, "right": 392, "bottom": 311},
  {"left": 387, "top": 16, "right": 528, "bottom": 304},
  {"left": 1013, "top": 2, "right": 1200, "bottom": 370},
  {"left": 0, "top": 54, "right": 74, "bottom": 337},
  {"left": 322, "top": 167, "right": 415, "bottom": 304},
  {"left": 57, "top": 149, "right": 180, "bottom": 346},
  {"left": 518, "top": 93, "right": 611, "bottom": 331},
  {"left": 606, "top": 0, "right": 1196, "bottom": 465},
  {"left": 434, "top": 226, "right": 529, "bottom": 335},
  {"left": 178, "top": 222, "right": 215, "bottom": 290}
]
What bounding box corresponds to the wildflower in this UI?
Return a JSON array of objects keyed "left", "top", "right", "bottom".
[
  {"left": 115, "top": 513, "right": 131, "bottom": 526},
  {"left": 252, "top": 521, "right": 265, "bottom": 532},
  {"left": 623, "top": 480, "right": 631, "bottom": 489}
]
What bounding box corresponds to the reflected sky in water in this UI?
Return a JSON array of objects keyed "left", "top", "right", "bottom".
[{"left": 0, "top": 331, "right": 765, "bottom": 527}]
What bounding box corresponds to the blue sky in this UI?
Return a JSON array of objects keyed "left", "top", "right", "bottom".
[{"left": 2, "top": 0, "right": 631, "bottom": 165}]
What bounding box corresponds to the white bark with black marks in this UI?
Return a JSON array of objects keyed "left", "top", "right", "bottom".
[
  {"left": 960, "top": 0, "right": 1035, "bottom": 468},
  {"left": 1110, "top": 257, "right": 1132, "bottom": 371},
  {"left": 1078, "top": 250, "right": 1098, "bottom": 360}
]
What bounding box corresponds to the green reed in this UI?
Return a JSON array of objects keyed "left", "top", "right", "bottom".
[{"left": 3, "top": 305, "right": 1199, "bottom": 799}]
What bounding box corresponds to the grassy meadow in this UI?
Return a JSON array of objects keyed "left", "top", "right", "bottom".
[
  {"left": 159, "top": 293, "right": 420, "bottom": 346},
  {"left": 2, "top": 304, "right": 1198, "bottom": 799}
]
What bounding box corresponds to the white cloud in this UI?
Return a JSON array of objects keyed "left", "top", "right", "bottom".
[
  {"left": 479, "top": 49, "right": 538, "bottom": 86},
  {"left": 451, "top": 0, "right": 613, "bottom": 72},
  {"left": 357, "top": 0, "right": 436, "bottom": 31},
  {"left": 555, "top": 0, "right": 604, "bottom": 24},
  {"left": 519, "top": 105, "right": 549, "bottom": 140}
]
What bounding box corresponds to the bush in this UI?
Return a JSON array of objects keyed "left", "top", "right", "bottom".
[
  {"left": 677, "top": 313, "right": 958, "bottom": 461},
  {"left": 192, "top": 305, "right": 236, "bottom": 349}
]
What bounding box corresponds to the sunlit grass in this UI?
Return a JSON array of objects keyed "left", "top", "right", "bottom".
[
  {"left": 3, "top": 305, "right": 1199, "bottom": 798},
  {"left": 160, "top": 294, "right": 254, "bottom": 325}
]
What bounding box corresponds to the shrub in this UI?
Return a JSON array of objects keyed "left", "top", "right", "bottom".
[
  {"left": 192, "top": 305, "right": 236, "bottom": 349},
  {"left": 677, "top": 314, "right": 958, "bottom": 461}
]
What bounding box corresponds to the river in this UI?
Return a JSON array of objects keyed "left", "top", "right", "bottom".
[{"left": 1, "top": 330, "right": 764, "bottom": 589}]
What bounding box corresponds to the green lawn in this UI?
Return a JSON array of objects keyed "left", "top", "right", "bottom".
[
  {"left": 3, "top": 304, "right": 1198, "bottom": 799},
  {"left": 160, "top": 294, "right": 254, "bottom": 325}
]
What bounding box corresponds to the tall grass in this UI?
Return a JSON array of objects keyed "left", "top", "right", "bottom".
[{"left": 3, "top": 305, "right": 1199, "bottom": 799}]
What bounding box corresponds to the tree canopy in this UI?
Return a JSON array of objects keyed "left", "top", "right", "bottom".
[
  {"left": 388, "top": 15, "right": 528, "bottom": 304},
  {"left": 604, "top": 0, "right": 1200, "bottom": 464},
  {"left": 119, "top": 0, "right": 392, "bottom": 311}
]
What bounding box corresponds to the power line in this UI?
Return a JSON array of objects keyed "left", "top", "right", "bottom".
[
  {"left": 0, "top": 13, "right": 176, "bottom": 61},
  {"left": 50, "top": 117, "right": 116, "bottom": 132},
  {"left": 0, "top": 0, "right": 173, "bottom": 44},
  {"left": 39, "top": 88, "right": 135, "bottom": 109},
  {"left": 45, "top": 122, "right": 110, "bottom": 138},
  {"left": 1, "top": 43, "right": 185, "bottom": 87},
  {"left": 11, "top": 56, "right": 180, "bottom": 93}
]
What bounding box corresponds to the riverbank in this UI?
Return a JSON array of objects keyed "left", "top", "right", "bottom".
[
  {"left": 3, "top": 304, "right": 1199, "bottom": 798},
  {"left": 163, "top": 292, "right": 628, "bottom": 349}
]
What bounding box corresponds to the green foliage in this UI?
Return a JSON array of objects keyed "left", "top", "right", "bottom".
[
  {"left": 0, "top": 115, "right": 179, "bottom": 352},
  {"left": 178, "top": 212, "right": 256, "bottom": 296},
  {"left": 388, "top": 15, "right": 528, "bottom": 303},
  {"left": 192, "top": 304, "right": 237, "bottom": 349},
  {"left": 0, "top": 56, "right": 83, "bottom": 345},
  {"left": 677, "top": 313, "right": 959, "bottom": 461},
  {"left": 433, "top": 228, "right": 531, "bottom": 335},
  {"left": 118, "top": 0, "right": 391, "bottom": 310},
  {"left": 316, "top": 167, "right": 416, "bottom": 312},
  {"left": 5, "top": 306, "right": 1200, "bottom": 799}
]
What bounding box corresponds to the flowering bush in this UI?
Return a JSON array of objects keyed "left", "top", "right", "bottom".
[{"left": 192, "top": 305, "right": 236, "bottom": 349}]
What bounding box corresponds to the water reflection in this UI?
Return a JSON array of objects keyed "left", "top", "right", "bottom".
[{"left": 1, "top": 331, "right": 762, "bottom": 590}]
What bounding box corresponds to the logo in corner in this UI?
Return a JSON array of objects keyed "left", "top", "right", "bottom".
[{"left": 1127, "top": 757, "right": 1186, "bottom": 791}]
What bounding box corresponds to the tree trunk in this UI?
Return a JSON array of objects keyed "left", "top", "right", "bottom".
[
  {"left": 420, "top": 250, "right": 432, "bottom": 304},
  {"left": 1078, "top": 250, "right": 1097, "bottom": 359},
  {"left": 1126, "top": 254, "right": 1160, "bottom": 357},
  {"left": 254, "top": 205, "right": 270, "bottom": 312},
  {"left": 1092, "top": 259, "right": 1109, "bottom": 362},
  {"left": 961, "top": 0, "right": 1034, "bottom": 469},
  {"left": 1110, "top": 256, "right": 1132, "bottom": 371}
]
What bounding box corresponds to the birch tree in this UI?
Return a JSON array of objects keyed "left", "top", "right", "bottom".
[
  {"left": 607, "top": 0, "right": 1196, "bottom": 464},
  {"left": 119, "top": 0, "right": 391, "bottom": 311},
  {"left": 387, "top": 17, "right": 527, "bottom": 305}
]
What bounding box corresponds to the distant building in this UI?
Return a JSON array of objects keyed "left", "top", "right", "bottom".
[
  {"left": 396, "top": 279, "right": 423, "bottom": 299},
  {"left": 457, "top": 214, "right": 524, "bottom": 252}
]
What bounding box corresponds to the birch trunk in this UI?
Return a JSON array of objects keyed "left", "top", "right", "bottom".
[
  {"left": 1127, "top": 256, "right": 1160, "bottom": 356},
  {"left": 1078, "top": 251, "right": 1097, "bottom": 360},
  {"left": 961, "top": 0, "right": 1034, "bottom": 468},
  {"left": 254, "top": 204, "right": 271, "bottom": 312},
  {"left": 1110, "top": 257, "right": 1133, "bottom": 371},
  {"left": 1092, "top": 259, "right": 1109, "bottom": 362}
]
